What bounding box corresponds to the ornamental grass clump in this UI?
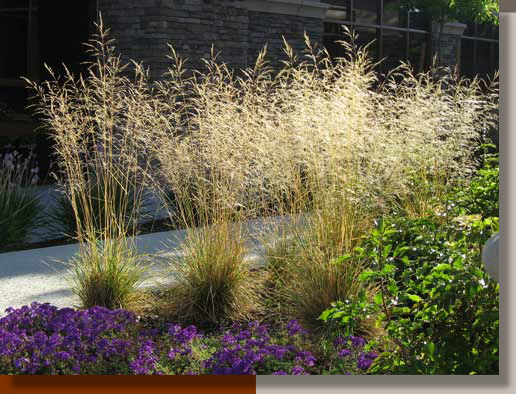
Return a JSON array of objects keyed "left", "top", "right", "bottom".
[
  {"left": 0, "top": 149, "right": 40, "bottom": 251},
  {"left": 130, "top": 27, "right": 496, "bottom": 326},
  {"left": 261, "top": 198, "right": 379, "bottom": 332},
  {"left": 264, "top": 228, "right": 376, "bottom": 333},
  {"left": 25, "top": 21, "right": 150, "bottom": 309},
  {"left": 25, "top": 21, "right": 498, "bottom": 321},
  {"left": 157, "top": 222, "right": 262, "bottom": 326},
  {"left": 69, "top": 239, "right": 146, "bottom": 310}
]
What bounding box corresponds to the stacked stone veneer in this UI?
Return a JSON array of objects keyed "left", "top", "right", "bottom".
[
  {"left": 247, "top": 10, "right": 323, "bottom": 69},
  {"left": 96, "top": 1, "right": 468, "bottom": 79},
  {"left": 97, "top": 0, "right": 326, "bottom": 79}
]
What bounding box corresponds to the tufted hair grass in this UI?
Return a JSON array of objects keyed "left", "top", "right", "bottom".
[
  {"left": 69, "top": 238, "right": 146, "bottom": 310},
  {"left": 25, "top": 21, "right": 150, "bottom": 309},
  {"left": 139, "top": 28, "right": 496, "bottom": 326},
  {"left": 0, "top": 149, "right": 41, "bottom": 251},
  {"left": 26, "top": 22, "right": 498, "bottom": 322},
  {"left": 155, "top": 222, "right": 262, "bottom": 326}
]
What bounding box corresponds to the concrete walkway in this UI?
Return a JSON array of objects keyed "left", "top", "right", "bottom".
[{"left": 0, "top": 215, "right": 297, "bottom": 317}]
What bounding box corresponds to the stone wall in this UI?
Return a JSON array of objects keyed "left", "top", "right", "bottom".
[
  {"left": 97, "top": 0, "right": 328, "bottom": 79},
  {"left": 247, "top": 10, "right": 323, "bottom": 69},
  {"left": 97, "top": 0, "right": 249, "bottom": 78}
]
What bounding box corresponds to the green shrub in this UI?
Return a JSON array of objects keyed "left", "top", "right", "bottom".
[
  {"left": 319, "top": 289, "right": 381, "bottom": 339},
  {"left": 0, "top": 188, "right": 40, "bottom": 251},
  {"left": 356, "top": 213, "right": 499, "bottom": 374},
  {"left": 452, "top": 151, "right": 499, "bottom": 218}
]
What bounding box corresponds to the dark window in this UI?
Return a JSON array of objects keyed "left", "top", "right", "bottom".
[
  {"left": 0, "top": 0, "right": 96, "bottom": 121},
  {"left": 0, "top": 0, "right": 35, "bottom": 116},
  {"left": 353, "top": 0, "right": 378, "bottom": 25},
  {"left": 382, "top": 29, "right": 406, "bottom": 71},
  {"left": 460, "top": 38, "right": 475, "bottom": 77},
  {"left": 383, "top": 0, "right": 403, "bottom": 27},
  {"left": 408, "top": 32, "right": 428, "bottom": 73},
  {"left": 324, "top": 0, "right": 497, "bottom": 78},
  {"left": 1, "top": 0, "right": 97, "bottom": 183},
  {"left": 355, "top": 27, "right": 379, "bottom": 59},
  {"left": 326, "top": 0, "right": 351, "bottom": 22},
  {"left": 460, "top": 20, "right": 499, "bottom": 79}
]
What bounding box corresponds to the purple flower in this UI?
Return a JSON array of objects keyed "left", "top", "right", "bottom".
[
  {"left": 335, "top": 335, "right": 367, "bottom": 349},
  {"left": 349, "top": 336, "right": 366, "bottom": 348},
  {"left": 181, "top": 347, "right": 192, "bottom": 356},
  {"left": 303, "top": 353, "right": 316, "bottom": 367},
  {"left": 339, "top": 349, "right": 353, "bottom": 358},
  {"left": 14, "top": 357, "right": 29, "bottom": 370},
  {"left": 178, "top": 325, "right": 197, "bottom": 343},
  {"left": 168, "top": 348, "right": 180, "bottom": 360},
  {"left": 272, "top": 370, "right": 288, "bottom": 375},
  {"left": 236, "top": 330, "right": 251, "bottom": 340},
  {"left": 357, "top": 352, "right": 378, "bottom": 371},
  {"left": 292, "top": 366, "right": 306, "bottom": 375},
  {"left": 268, "top": 345, "right": 288, "bottom": 360},
  {"left": 55, "top": 351, "right": 71, "bottom": 361},
  {"left": 286, "top": 320, "right": 304, "bottom": 337},
  {"left": 130, "top": 339, "right": 158, "bottom": 375},
  {"left": 221, "top": 333, "right": 237, "bottom": 346}
]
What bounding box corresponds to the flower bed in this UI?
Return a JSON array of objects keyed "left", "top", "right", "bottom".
[{"left": 0, "top": 302, "right": 378, "bottom": 375}]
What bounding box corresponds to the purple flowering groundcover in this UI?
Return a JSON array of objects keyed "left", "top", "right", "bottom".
[{"left": 0, "top": 302, "right": 378, "bottom": 375}]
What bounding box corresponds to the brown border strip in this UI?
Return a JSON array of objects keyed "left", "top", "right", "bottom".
[{"left": 0, "top": 376, "right": 256, "bottom": 394}]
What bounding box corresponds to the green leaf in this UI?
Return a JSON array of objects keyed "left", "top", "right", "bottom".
[
  {"left": 354, "top": 246, "right": 365, "bottom": 255},
  {"left": 382, "top": 263, "right": 396, "bottom": 275},
  {"left": 468, "top": 285, "right": 478, "bottom": 299},
  {"left": 359, "top": 269, "right": 376, "bottom": 282},
  {"left": 433, "top": 263, "right": 451, "bottom": 272},
  {"left": 341, "top": 316, "right": 352, "bottom": 324},
  {"left": 319, "top": 310, "right": 331, "bottom": 321},
  {"left": 374, "top": 292, "right": 383, "bottom": 305},
  {"left": 406, "top": 294, "right": 423, "bottom": 303},
  {"left": 393, "top": 306, "right": 411, "bottom": 315},
  {"left": 453, "top": 256, "right": 464, "bottom": 269},
  {"left": 383, "top": 244, "right": 393, "bottom": 258},
  {"left": 425, "top": 342, "right": 435, "bottom": 362},
  {"left": 332, "top": 254, "right": 352, "bottom": 265},
  {"left": 388, "top": 281, "right": 398, "bottom": 296}
]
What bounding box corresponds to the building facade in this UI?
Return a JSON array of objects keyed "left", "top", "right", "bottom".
[{"left": 1, "top": 0, "right": 499, "bottom": 142}]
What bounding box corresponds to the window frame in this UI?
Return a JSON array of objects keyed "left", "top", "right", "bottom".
[{"left": 323, "top": 0, "right": 499, "bottom": 77}]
